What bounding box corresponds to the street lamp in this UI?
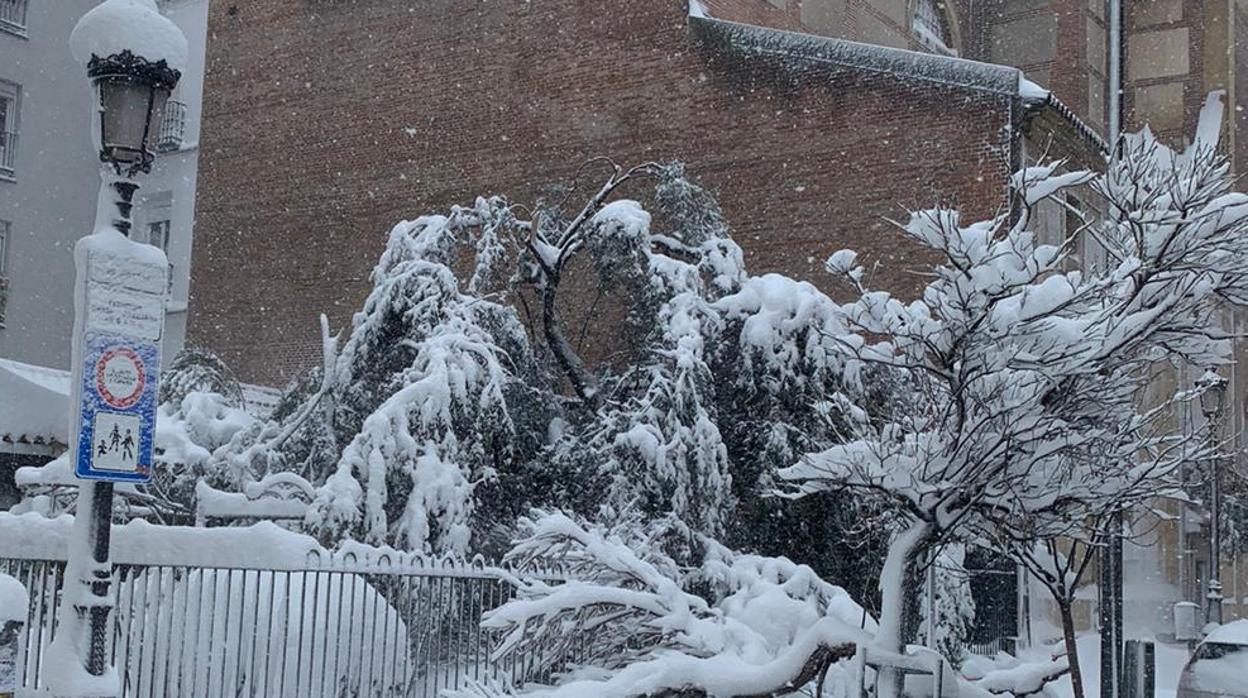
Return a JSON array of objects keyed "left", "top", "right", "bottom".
[
  {"left": 90, "top": 49, "right": 179, "bottom": 179},
  {"left": 83, "top": 38, "right": 182, "bottom": 238},
  {"left": 1197, "top": 369, "right": 1228, "bottom": 626},
  {"left": 48, "top": 3, "right": 187, "bottom": 695}
]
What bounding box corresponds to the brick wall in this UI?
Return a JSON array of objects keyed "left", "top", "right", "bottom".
[
  {"left": 701, "top": 0, "right": 806, "bottom": 29},
  {"left": 189, "top": 0, "right": 1014, "bottom": 385}
]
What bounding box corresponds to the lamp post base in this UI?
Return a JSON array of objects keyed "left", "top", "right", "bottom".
[{"left": 1206, "top": 579, "right": 1223, "bottom": 626}]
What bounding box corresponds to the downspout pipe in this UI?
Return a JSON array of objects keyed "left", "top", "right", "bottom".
[{"left": 1108, "top": 0, "right": 1122, "bottom": 152}]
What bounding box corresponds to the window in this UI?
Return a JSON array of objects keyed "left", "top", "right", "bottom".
[
  {"left": 0, "top": 80, "right": 17, "bottom": 177},
  {"left": 0, "top": 0, "right": 27, "bottom": 35},
  {"left": 147, "top": 220, "right": 175, "bottom": 295},
  {"left": 912, "top": 0, "right": 956, "bottom": 56},
  {"left": 147, "top": 219, "right": 171, "bottom": 253}
]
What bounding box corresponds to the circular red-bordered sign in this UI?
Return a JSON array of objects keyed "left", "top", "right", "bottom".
[{"left": 95, "top": 346, "right": 146, "bottom": 409}]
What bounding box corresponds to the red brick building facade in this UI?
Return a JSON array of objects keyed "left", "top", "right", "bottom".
[{"left": 189, "top": 0, "right": 1103, "bottom": 385}]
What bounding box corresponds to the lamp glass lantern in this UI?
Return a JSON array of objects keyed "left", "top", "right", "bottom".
[
  {"left": 87, "top": 50, "right": 181, "bottom": 176},
  {"left": 1199, "top": 371, "right": 1228, "bottom": 421}
]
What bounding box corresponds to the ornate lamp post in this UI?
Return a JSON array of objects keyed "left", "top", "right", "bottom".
[
  {"left": 1197, "top": 369, "right": 1228, "bottom": 626},
  {"left": 47, "top": 3, "right": 186, "bottom": 696},
  {"left": 87, "top": 48, "right": 181, "bottom": 234}
]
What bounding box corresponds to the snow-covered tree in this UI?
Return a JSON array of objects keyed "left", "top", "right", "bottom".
[
  {"left": 782, "top": 94, "right": 1246, "bottom": 698},
  {"left": 203, "top": 160, "right": 887, "bottom": 578}
]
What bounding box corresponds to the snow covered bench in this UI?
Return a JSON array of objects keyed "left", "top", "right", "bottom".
[{"left": 194, "top": 472, "right": 314, "bottom": 528}]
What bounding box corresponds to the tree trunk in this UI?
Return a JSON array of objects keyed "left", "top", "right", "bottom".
[
  {"left": 877, "top": 520, "right": 933, "bottom": 698},
  {"left": 1058, "top": 598, "right": 1085, "bottom": 698},
  {"left": 540, "top": 285, "right": 599, "bottom": 407}
]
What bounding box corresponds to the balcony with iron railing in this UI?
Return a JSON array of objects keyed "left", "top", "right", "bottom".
[
  {"left": 0, "top": 0, "right": 27, "bottom": 36},
  {"left": 155, "top": 100, "right": 187, "bottom": 154},
  {"left": 0, "top": 132, "right": 15, "bottom": 178}
]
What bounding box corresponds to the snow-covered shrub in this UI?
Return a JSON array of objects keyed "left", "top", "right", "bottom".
[
  {"left": 158, "top": 347, "right": 245, "bottom": 408},
  {"left": 961, "top": 647, "right": 1070, "bottom": 697},
  {"left": 475, "top": 511, "right": 870, "bottom": 697},
  {"left": 305, "top": 210, "right": 531, "bottom": 555}
]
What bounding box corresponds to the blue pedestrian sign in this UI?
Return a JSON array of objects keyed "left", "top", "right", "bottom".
[{"left": 73, "top": 242, "right": 167, "bottom": 484}]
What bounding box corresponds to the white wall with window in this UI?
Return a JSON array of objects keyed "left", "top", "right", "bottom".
[{"left": 0, "top": 1, "right": 208, "bottom": 369}]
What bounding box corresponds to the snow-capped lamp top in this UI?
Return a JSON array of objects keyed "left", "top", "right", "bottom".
[{"left": 69, "top": 0, "right": 189, "bottom": 77}]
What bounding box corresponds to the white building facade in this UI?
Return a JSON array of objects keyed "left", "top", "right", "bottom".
[{"left": 0, "top": 0, "right": 207, "bottom": 369}]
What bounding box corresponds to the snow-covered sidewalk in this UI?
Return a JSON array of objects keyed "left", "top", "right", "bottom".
[{"left": 1047, "top": 635, "right": 1191, "bottom": 698}]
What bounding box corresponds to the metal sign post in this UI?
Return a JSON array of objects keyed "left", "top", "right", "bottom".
[{"left": 59, "top": 212, "right": 167, "bottom": 694}]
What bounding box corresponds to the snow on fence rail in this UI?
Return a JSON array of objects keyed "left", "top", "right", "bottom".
[{"left": 0, "top": 522, "right": 575, "bottom": 697}]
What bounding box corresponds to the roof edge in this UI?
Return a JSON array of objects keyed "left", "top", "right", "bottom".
[
  {"left": 1023, "top": 92, "right": 1111, "bottom": 155},
  {"left": 690, "top": 14, "right": 1020, "bottom": 96}
]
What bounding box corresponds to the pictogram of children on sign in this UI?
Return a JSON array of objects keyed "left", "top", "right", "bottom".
[{"left": 91, "top": 413, "right": 142, "bottom": 472}]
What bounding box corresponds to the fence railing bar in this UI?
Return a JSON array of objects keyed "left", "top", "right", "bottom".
[
  {"left": 165, "top": 567, "right": 181, "bottom": 696},
  {"left": 17, "top": 560, "right": 36, "bottom": 688},
  {"left": 367, "top": 574, "right": 379, "bottom": 697},
  {"left": 142, "top": 568, "right": 157, "bottom": 698},
  {"left": 318, "top": 570, "right": 333, "bottom": 698},
  {"left": 212, "top": 569, "right": 229, "bottom": 698},
  {"left": 378, "top": 575, "right": 394, "bottom": 695},
  {"left": 302, "top": 569, "right": 319, "bottom": 698},
  {"left": 277, "top": 570, "right": 291, "bottom": 698},
  {"left": 348, "top": 569, "right": 362, "bottom": 697},
  {"left": 330, "top": 571, "right": 347, "bottom": 698},
  {"left": 232, "top": 569, "right": 248, "bottom": 697},
  {"left": 30, "top": 561, "right": 48, "bottom": 690},
  {"left": 186, "top": 569, "right": 205, "bottom": 698},
  {"left": 245, "top": 570, "right": 261, "bottom": 696},
  {"left": 401, "top": 574, "right": 416, "bottom": 694}
]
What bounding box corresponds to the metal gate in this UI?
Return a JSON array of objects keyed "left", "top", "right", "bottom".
[{"left": 965, "top": 559, "right": 1019, "bottom": 656}]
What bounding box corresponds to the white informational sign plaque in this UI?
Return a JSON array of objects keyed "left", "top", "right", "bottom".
[{"left": 73, "top": 243, "right": 167, "bottom": 484}]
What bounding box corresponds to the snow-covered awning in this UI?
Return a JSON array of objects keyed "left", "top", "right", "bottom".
[{"left": 0, "top": 358, "right": 70, "bottom": 455}]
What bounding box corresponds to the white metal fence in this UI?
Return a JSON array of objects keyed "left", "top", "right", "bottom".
[{"left": 0, "top": 553, "right": 572, "bottom": 697}]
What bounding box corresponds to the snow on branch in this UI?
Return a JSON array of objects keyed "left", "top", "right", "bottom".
[{"left": 475, "top": 511, "right": 869, "bottom": 697}]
